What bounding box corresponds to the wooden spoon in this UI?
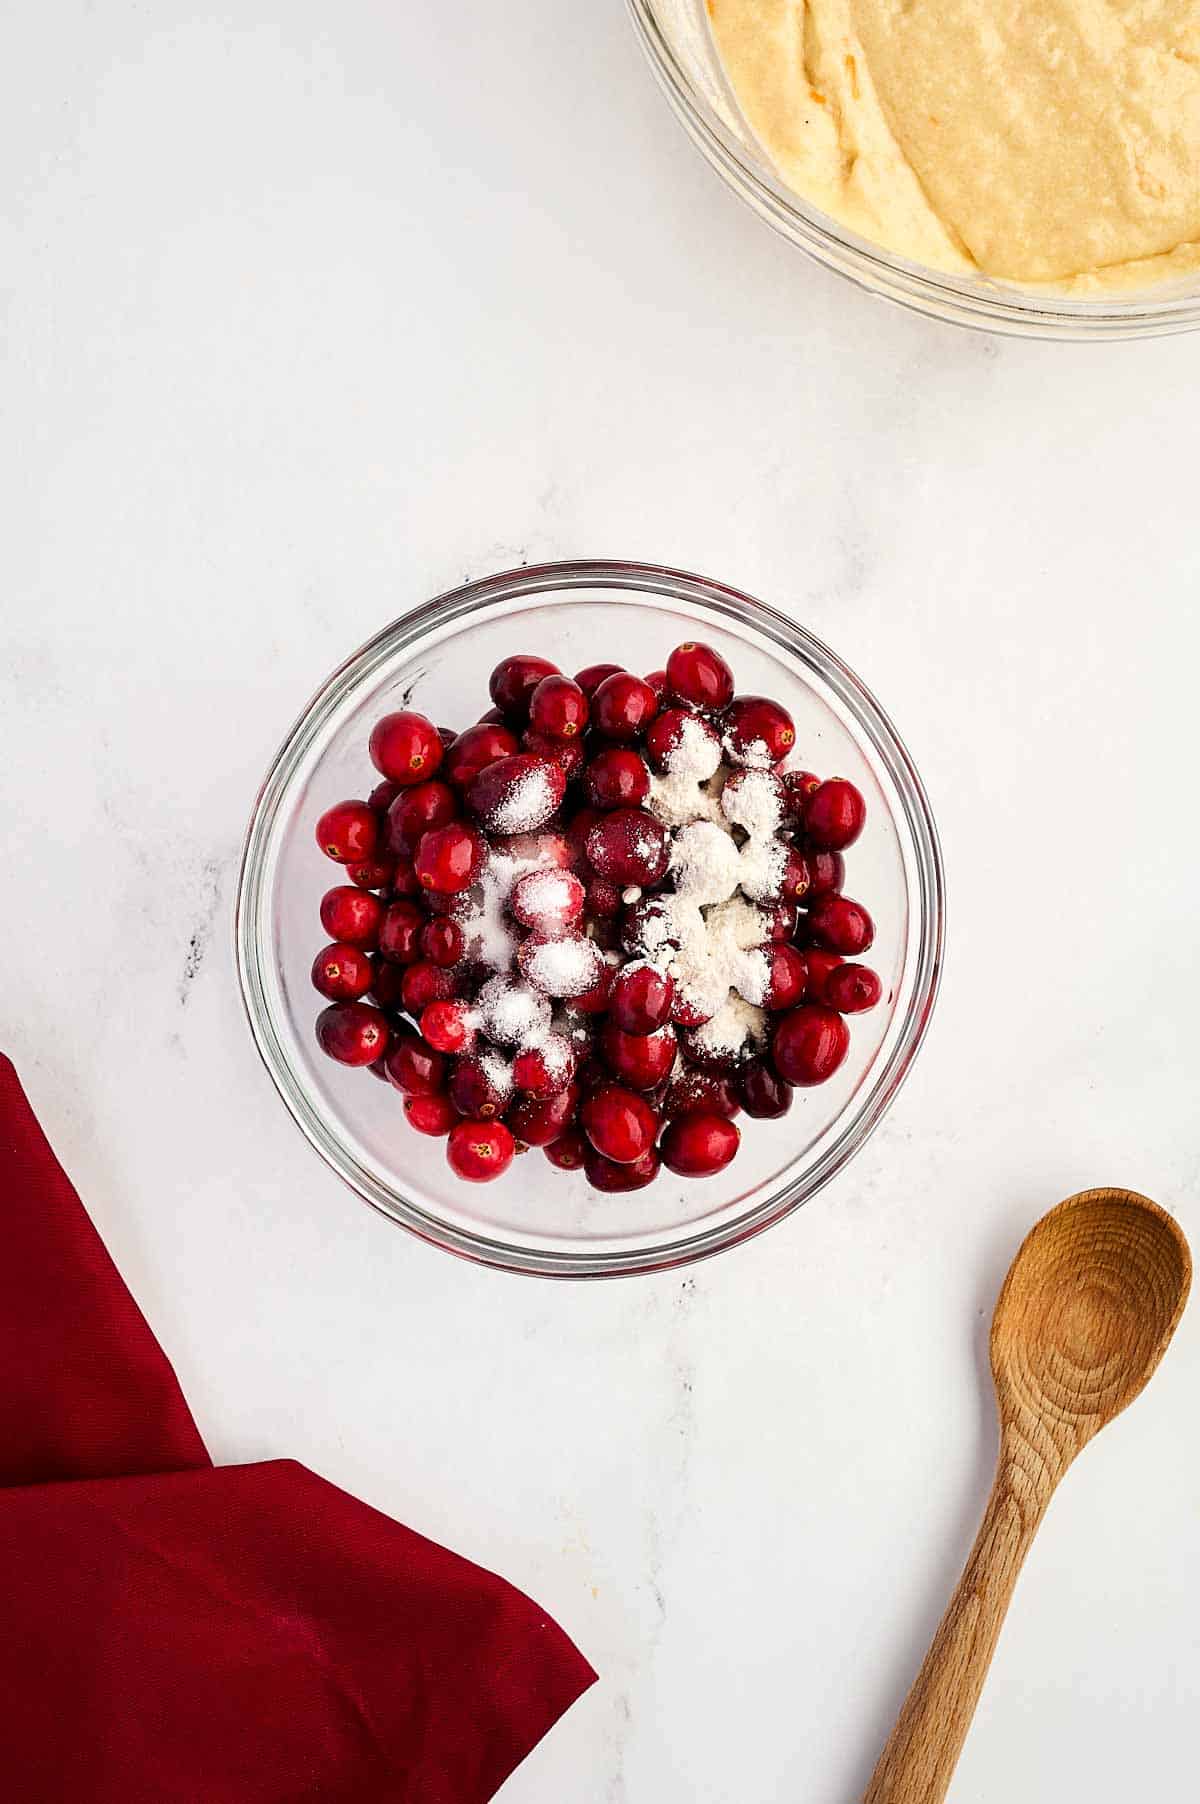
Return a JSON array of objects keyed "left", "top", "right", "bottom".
[{"left": 864, "top": 1187, "right": 1191, "bottom": 1804}]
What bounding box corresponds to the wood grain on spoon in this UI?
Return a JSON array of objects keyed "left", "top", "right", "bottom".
[{"left": 864, "top": 1187, "right": 1191, "bottom": 1804}]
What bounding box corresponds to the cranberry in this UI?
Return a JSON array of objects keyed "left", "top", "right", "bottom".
[
  {"left": 347, "top": 857, "right": 395, "bottom": 891},
  {"left": 585, "top": 808, "right": 669, "bottom": 886},
  {"left": 586, "top": 877, "right": 623, "bottom": 919},
  {"left": 320, "top": 886, "right": 383, "bottom": 947},
  {"left": 665, "top": 641, "right": 734, "bottom": 712},
  {"left": 449, "top": 1056, "right": 511, "bottom": 1120},
  {"left": 522, "top": 728, "right": 586, "bottom": 781},
  {"left": 467, "top": 753, "right": 566, "bottom": 834},
  {"left": 644, "top": 707, "right": 721, "bottom": 773},
  {"left": 401, "top": 961, "right": 461, "bottom": 1013},
  {"left": 610, "top": 963, "right": 674, "bottom": 1034},
  {"left": 662, "top": 1069, "right": 740, "bottom": 1119},
  {"left": 584, "top": 1146, "right": 661, "bottom": 1193},
  {"left": 737, "top": 1058, "right": 792, "bottom": 1119},
  {"left": 780, "top": 847, "right": 813, "bottom": 906},
  {"left": 584, "top": 747, "right": 650, "bottom": 809},
  {"left": 824, "top": 963, "right": 883, "bottom": 1014},
  {"left": 590, "top": 672, "right": 658, "bottom": 743},
  {"left": 419, "top": 917, "right": 464, "bottom": 967},
  {"left": 403, "top": 1093, "right": 458, "bottom": 1137},
  {"left": 369, "top": 711, "right": 444, "bottom": 786},
  {"left": 447, "top": 1119, "right": 515, "bottom": 1182},
  {"left": 574, "top": 662, "right": 623, "bottom": 697},
  {"left": 378, "top": 900, "right": 425, "bottom": 964},
  {"left": 580, "top": 1084, "right": 659, "bottom": 1164},
  {"left": 513, "top": 1035, "right": 576, "bottom": 1098},
  {"left": 315, "top": 800, "right": 379, "bottom": 865},
  {"left": 765, "top": 900, "right": 798, "bottom": 941},
  {"left": 571, "top": 959, "right": 617, "bottom": 1015},
  {"left": 443, "top": 722, "right": 521, "bottom": 790},
  {"left": 599, "top": 1019, "right": 678, "bottom": 1090},
  {"left": 368, "top": 779, "right": 402, "bottom": 816},
  {"left": 760, "top": 942, "right": 808, "bottom": 1011},
  {"left": 511, "top": 868, "right": 585, "bottom": 934},
  {"left": 771, "top": 1005, "right": 849, "bottom": 1086},
  {"left": 723, "top": 696, "right": 796, "bottom": 766},
  {"left": 671, "top": 991, "right": 714, "bottom": 1029},
  {"left": 801, "top": 948, "right": 844, "bottom": 1005},
  {"left": 518, "top": 933, "right": 605, "bottom": 999},
  {"left": 508, "top": 1083, "right": 579, "bottom": 1146},
  {"left": 660, "top": 1113, "right": 740, "bottom": 1178},
  {"left": 385, "top": 781, "right": 459, "bottom": 857},
  {"left": 679, "top": 1025, "right": 743, "bottom": 1072},
  {"left": 367, "top": 958, "right": 408, "bottom": 1013},
  {"left": 781, "top": 770, "right": 821, "bottom": 823},
  {"left": 385, "top": 1032, "right": 446, "bottom": 1097},
  {"left": 529, "top": 674, "right": 589, "bottom": 740},
  {"left": 545, "top": 1127, "right": 588, "bottom": 1171},
  {"left": 478, "top": 706, "right": 505, "bottom": 724},
  {"left": 493, "top": 828, "right": 574, "bottom": 870},
  {"left": 414, "top": 822, "right": 485, "bottom": 894},
  {"left": 420, "top": 1000, "right": 477, "bottom": 1055},
  {"left": 489, "top": 654, "right": 560, "bottom": 722},
  {"left": 804, "top": 777, "right": 866, "bottom": 851},
  {"left": 565, "top": 805, "right": 604, "bottom": 864},
  {"left": 311, "top": 941, "right": 374, "bottom": 1002},
  {"left": 807, "top": 895, "right": 875, "bottom": 956},
  {"left": 387, "top": 856, "right": 421, "bottom": 898},
  {"left": 315, "top": 1001, "right": 391, "bottom": 1066}
]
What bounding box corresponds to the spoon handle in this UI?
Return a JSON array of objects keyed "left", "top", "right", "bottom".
[{"left": 863, "top": 1449, "right": 1049, "bottom": 1804}]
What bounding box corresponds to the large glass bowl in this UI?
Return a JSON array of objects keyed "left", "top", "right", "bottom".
[
  {"left": 628, "top": 0, "right": 1200, "bottom": 340},
  {"left": 236, "top": 561, "right": 944, "bottom": 1277}
]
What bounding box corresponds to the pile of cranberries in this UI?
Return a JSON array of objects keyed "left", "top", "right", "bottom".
[{"left": 310, "top": 642, "right": 882, "bottom": 1189}]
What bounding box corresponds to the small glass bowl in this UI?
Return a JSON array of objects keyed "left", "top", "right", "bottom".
[
  {"left": 628, "top": 0, "right": 1200, "bottom": 340},
  {"left": 236, "top": 561, "right": 944, "bottom": 1277}
]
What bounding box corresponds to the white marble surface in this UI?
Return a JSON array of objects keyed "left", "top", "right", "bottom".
[{"left": 4, "top": 3, "right": 1200, "bottom": 1798}]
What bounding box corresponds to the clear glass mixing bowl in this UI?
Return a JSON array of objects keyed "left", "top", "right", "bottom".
[
  {"left": 236, "top": 561, "right": 944, "bottom": 1277},
  {"left": 628, "top": 0, "right": 1200, "bottom": 340}
]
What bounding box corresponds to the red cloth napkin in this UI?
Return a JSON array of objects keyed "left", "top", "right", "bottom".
[{"left": 0, "top": 1054, "right": 595, "bottom": 1801}]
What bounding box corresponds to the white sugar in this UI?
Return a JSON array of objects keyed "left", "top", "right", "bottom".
[
  {"left": 489, "top": 762, "right": 559, "bottom": 834},
  {"left": 522, "top": 934, "right": 602, "bottom": 998},
  {"left": 459, "top": 841, "right": 556, "bottom": 972},
  {"left": 690, "top": 993, "right": 767, "bottom": 1060},
  {"left": 736, "top": 833, "right": 787, "bottom": 903},
  {"left": 671, "top": 820, "right": 743, "bottom": 906},
  {"left": 479, "top": 1049, "right": 515, "bottom": 1100},
  {"left": 648, "top": 714, "right": 724, "bottom": 829},
  {"left": 475, "top": 974, "right": 552, "bottom": 1046}
]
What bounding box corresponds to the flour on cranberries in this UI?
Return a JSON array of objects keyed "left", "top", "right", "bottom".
[{"left": 311, "top": 643, "right": 882, "bottom": 1188}]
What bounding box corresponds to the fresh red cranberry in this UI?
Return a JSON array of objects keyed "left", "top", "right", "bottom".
[
  {"left": 492, "top": 828, "right": 574, "bottom": 871},
  {"left": 571, "top": 959, "right": 617, "bottom": 1015},
  {"left": 679, "top": 1026, "right": 743, "bottom": 1072},
  {"left": 511, "top": 868, "right": 585, "bottom": 934},
  {"left": 467, "top": 753, "right": 566, "bottom": 834},
  {"left": 644, "top": 668, "right": 667, "bottom": 698},
  {"left": 545, "top": 1126, "right": 588, "bottom": 1171},
  {"left": 447, "top": 1119, "right": 515, "bottom": 1182},
  {"left": 311, "top": 942, "right": 374, "bottom": 1002},
  {"left": 315, "top": 800, "right": 378, "bottom": 865},
  {"left": 805, "top": 848, "right": 846, "bottom": 899},
  {"left": 564, "top": 805, "right": 604, "bottom": 864},
  {"left": 414, "top": 822, "right": 485, "bottom": 894},
  {"left": 385, "top": 780, "right": 459, "bottom": 857},
  {"left": 801, "top": 948, "right": 844, "bottom": 1005},
  {"left": 369, "top": 711, "right": 444, "bottom": 786},
  {"left": 367, "top": 958, "right": 408, "bottom": 1013},
  {"left": 580, "top": 1084, "right": 658, "bottom": 1164},
  {"left": 771, "top": 1005, "right": 849, "bottom": 1086},
  {"left": 660, "top": 1112, "right": 739, "bottom": 1178},
  {"left": 518, "top": 933, "right": 605, "bottom": 999},
  {"left": 585, "top": 877, "right": 622, "bottom": 919},
  {"left": 644, "top": 707, "right": 721, "bottom": 773},
  {"left": 780, "top": 847, "right": 813, "bottom": 906},
  {"left": 807, "top": 895, "right": 875, "bottom": 956},
  {"left": 584, "top": 747, "right": 650, "bottom": 809},
  {"left": 401, "top": 961, "right": 461, "bottom": 1014},
  {"left": 489, "top": 655, "right": 560, "bottom": 723},
  {"left": 387, "top": 856, "right": 421, "bottom": 898},
  {"left": 671, "top": 991, "right": 714, "bottom": 1029},
  {"left": 662, "top": 1068, "right": 740, "bottom": 1119},
  {"left": 590, "top": 672, "right": 658, "bottom": 743},
  {"left": 781, "top": 770, "right": 821, "bottom": 824},
  {"left": 384, "top": 1032, "right": 446, "bottom": 1097},
  {"left": 610, "top": 964, "right": 674, "bottom": 1033},
  {"left": 804, "top": 777, "right": 866, "bottom": 851},
  {"left": 824, "top": 963, "right": 883, "bottom": 1014},
  {"left": 574, "top": 662, "right": 623, "bottom": 696},
  {"left": 585, "top": 808, "right": 669, "bottom": 885},
  {"left": 760, "top": 942, "right": 808, "bottom": 1010},
  {"left": 529, "top": 674, "right": 589, "bottom": 740},
  {"left": 420, "top": 999, "right": 477, "bottom": 1055},
  {"left": 478, "top": 706, "right": 505, "bottom": 723},
  {"left": 449, "top": 1056, "right": 511, "bottom": 1121},
  {"left": 665, "top": 640, "right": 734, "bottom": 711},
  {"left": 443, "top": 722, "right": 521, "bottom": 790},
  {"left": 403, "top": 1093, "right": 458, "bottom": 1137},
  {"left": 419, "top": 917, "right": 465, "bottom": 967},
  {"left": 765, "top": 900, "right": 798, "bottom": 941},
  {"left": 315, "top": 1002, "right": 391, "bottom": 1066},
  {"left": 599, "top": 1020, "right": 678, "bottom": 1090},
  {"left": 347, "top": 857, "right": 395, "bottom": 891},
  {"left": 320, "top": 886, "right": 383, "bottom": 947},
  {"left": 521, "top": 728, "right": 586, "bottom": 781},
  {"left": 377, "top": 900, "right": 425, "bottom": 964},
  {"left": 723, "top": 696, "right": 796, "bottom": 766},
  {"left": 737, "top": 1058, "right": 792, "bottom": 1119},
  {"left": 513, "top": 1035, "right": 576, "bottom": 1098},
  {"left": 584, "top": 1146, "right": 661, "bottom": 1192},
  {"left": 368, "top": 779, "right": 402, "bottom": 816},
  {"left": 508, "top": 1083, "right": 579, "bottom": 1146}
]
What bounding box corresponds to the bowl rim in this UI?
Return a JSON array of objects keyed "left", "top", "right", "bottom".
[
  {"left": 235, "top": 558, "right": 946, "bottom": 1278},
  {"left": 626, "top": 0, "right": 1200, "bottom": 341}
]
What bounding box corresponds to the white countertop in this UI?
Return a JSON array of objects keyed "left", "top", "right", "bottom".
[{"left": 4, "top": 4, "right": 1199, "bottom": 1798}]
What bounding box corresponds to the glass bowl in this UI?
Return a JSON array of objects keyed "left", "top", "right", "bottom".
[
  {"left": 236, "top": 561, "right": 944, "bottom": 1277},
  {"left": 627, "top": 0, "right": 1200, "bottom": 341}
]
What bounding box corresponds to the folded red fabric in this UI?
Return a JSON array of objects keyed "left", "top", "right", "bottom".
[{"left": 0, "top": 1055, "right": 595, "bottom": 1801}]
